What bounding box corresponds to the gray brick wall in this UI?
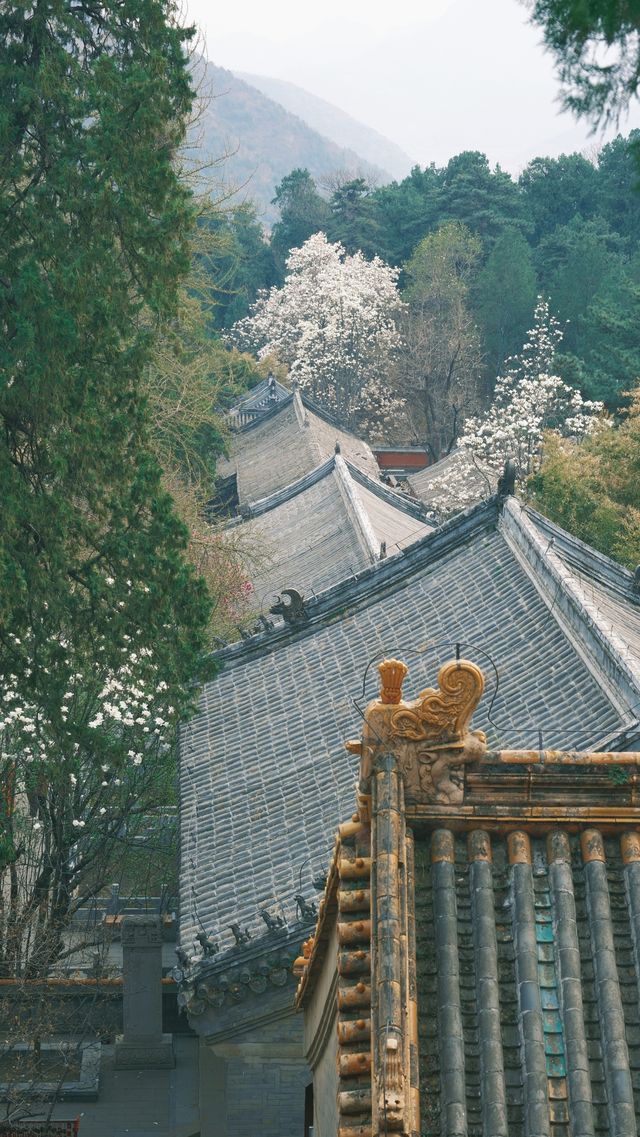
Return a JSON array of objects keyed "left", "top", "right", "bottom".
[{"left": 199, "top": 1011, "right": 310, "bottom": 1137}]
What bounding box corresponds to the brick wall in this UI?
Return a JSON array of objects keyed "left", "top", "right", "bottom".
[{"left": 199, "top": 1011, "right": 310, "bottom": 1137}]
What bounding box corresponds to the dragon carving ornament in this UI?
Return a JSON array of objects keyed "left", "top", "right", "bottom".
[{"left": 358, "top": 658, "right": 487, "bottom": 804}]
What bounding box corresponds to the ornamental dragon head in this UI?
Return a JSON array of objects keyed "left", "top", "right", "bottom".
[{"left": 347, "top": 656, "right": 487, "bottom": 811}]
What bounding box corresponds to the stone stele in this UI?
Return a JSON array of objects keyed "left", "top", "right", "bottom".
[{"left": 115, "top": 914, "right": 175, "bottom": 1069}]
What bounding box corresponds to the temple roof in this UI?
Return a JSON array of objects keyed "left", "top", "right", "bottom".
[
  {"left": 414, "top": 826, "right": 640, "bottom": 1137},
  {"left": 179, "top": 496, "right": 640, "bottom": 976},
  {"left": 290, "top": 651, "right": 640, "bottom": 1137},
  {"left": 298, "top": 819, "right": 640, "bottom": 1137},
  {"left": 224, "top": 455, "right": 433, "bottom": 607},
  {"left": 216, "top": 391, "right": 381, "bottom": 507},
  {"left": 523, "top": 508, "right": 640, "bottom": 674},
  {"left": 407, "top": 447, "right": 497, "bottom": 513},
  {"left": 225, "top": 377, "right": 290, "bottom": 429}
]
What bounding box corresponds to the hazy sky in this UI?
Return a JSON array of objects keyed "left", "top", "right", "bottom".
[{"left": 184, "top": 0, "right": 640, "bottom": 173}]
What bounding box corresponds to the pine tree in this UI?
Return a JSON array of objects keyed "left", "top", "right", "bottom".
[
  {"left": 473, "top": 228, "right": 537, "bottom": 380},
  {"left": 0, "top": 0, "right": 214, "bottom": 975},
  {"left": 270, "top": 168, "right": 330, "bottom": 281}
]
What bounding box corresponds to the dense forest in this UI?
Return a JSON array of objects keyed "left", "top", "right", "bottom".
[{"left": 204, "top": 133, "right": 640, "bottom": 416}]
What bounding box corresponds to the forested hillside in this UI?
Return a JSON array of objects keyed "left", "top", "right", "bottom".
[
  {"left": 235, "top": 71, "right": 413, "bottom": 181},
  {"left": 190, "top": 60, "right": 390, "bottom": 222},
  {"left": 209, "top": 135, "right": 640, "bottom": 418}
]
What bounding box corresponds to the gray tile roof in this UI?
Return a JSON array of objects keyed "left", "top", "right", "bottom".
[
  {"left": 524, "top": 506, "right": 640, "bottom": 678},
  {"left": 217, "top": 392, "right": 381, "bottom": 506},
  {"left": 180, "top": 497, "right": 640, "bottom": 964},
  {"left": 407, "top": 447, "right": 497, "bottom": 512},
  {"left": 228, "top": 377, "right": 290, "bottom": 413},
  {"left": 225, "top": 378, "right": 290, "bottom": 429},
  {"left": 415, "top": 827, "right": 640, "bottom": 1137},
  {"left": 223, "top": 456, "right": 433, "bottom": 609}
]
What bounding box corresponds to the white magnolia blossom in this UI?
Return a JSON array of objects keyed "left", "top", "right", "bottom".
[
  {"left": 425, "top": 298, "right": 603, "bottom": 516},
  {"left": 1, "top": 604, "right": 179, "bottom": 835},
  {"left": 231, "top": 232, "right": 405, "bottom": 436}
]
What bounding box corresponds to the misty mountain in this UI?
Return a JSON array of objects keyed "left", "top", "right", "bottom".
[
  {"left": 236, "top": 71, "right": 414, "bottom": 183},
  {"left": 189, "top": 61, "right": 391, "bottom": 223}
]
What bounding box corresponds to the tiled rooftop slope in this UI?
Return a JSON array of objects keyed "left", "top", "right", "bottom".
[
  {"left": 216, "top": 391, "right": 380, "bottom": 506},
  {"left": 226, "top": 376, "right": 289, "bottom": 423},
  {"left": 180, "top": 496, "right": 640, "bottom": 958},
  {"left": 408, "top": 446, "right": 497, "bottom": 510},
  {"left": 415, "top": 828, "right": 640, "bottom": 1137},
  {"left": 225, "top": 455, "right": 433, "bottom": 605}
]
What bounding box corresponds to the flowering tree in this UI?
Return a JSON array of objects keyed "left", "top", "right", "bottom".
[
  {"left": 422, "top": 298, "right": 602, "bottom": 516},
  {"left": 0, "top": 507, "right": 219, "bottom": 977},
  {"left": 0, "top": 0, "right": 219, "bottom": 979},
  {"left": 230, "top": 233, "right": 405, "bottom": 437}
]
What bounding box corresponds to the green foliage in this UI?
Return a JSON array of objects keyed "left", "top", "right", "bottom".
[
  {"left": 538, "top": 216, "right": 624, "bottom": 345},
  {"left": 370, "top": 165, "right": 442, "bottom": 265},
  {"left": 519, "top": 152, "right": 601, "bottom": 242},
  {"left": 0, "top": 0, "right": 217, "bottom": 975},
  {"left": 527, "top": 1, "right": 640, "bottom": 124},
  {"left": 473, "top": 229, "right": 537, "bottom": 379},
  {"left": 270, "top": 168, "right": 330, "bottom": 280},
  {"left": 326, "top": 177, "right": 382, "bottom": 257},
  {"left": 576, "top": 263, "right": 640, "bottom": 406},
  {"left": 596, "top": 131, "right": 640, "bottom": 247},
  {"left": 529, "top": 385, "right": 640, "bottom": 569},
  {"left": 439, "top": 151, "right": 530, "bottom": 246},
  {"left": 195, "top": 202, "right": 274, "bottom": 330},
  {"left": 405, "top": 221, "right": 482, "bottom": 303}
]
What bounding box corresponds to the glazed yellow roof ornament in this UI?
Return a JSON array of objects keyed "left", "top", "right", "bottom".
[{"left": 348, "top": 656, "right": 487, "bottom": 811}]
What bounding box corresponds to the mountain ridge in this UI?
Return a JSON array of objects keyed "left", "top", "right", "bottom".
[
  {"left": 189, "top": 60, "right": 392, "bottom": 223},
  {"left": 235, "top": 70, "right": 414, "bottom": 182}
]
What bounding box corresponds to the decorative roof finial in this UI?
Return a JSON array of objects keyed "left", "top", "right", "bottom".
[
  {"left": 269, "top": 588, "right": 307, "bottom": 625},
  {"left": 229, "top": 922, "right": 251, "bottom": 946},
  {"left": 196, "top": 931, "right": 220, "bottom": 958},
  {"left": 498, "top": 457, "right": 517, "bottom": 497},
  {"left": 259, "top": 908, "right": 285, "bottom": 932},
  {"left": 295, "top": 894, "right": 318, "bottom": 922},
  {"left": 377, "top": 659, "right": 409, "bottom": 705}
]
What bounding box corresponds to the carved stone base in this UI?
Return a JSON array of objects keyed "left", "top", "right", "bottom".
[{"left": 115, "top": 1034, "right": 175, "bottom": 1069}]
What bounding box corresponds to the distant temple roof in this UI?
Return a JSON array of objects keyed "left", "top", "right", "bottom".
[
  {"left": 216, "top": 390, "right": 381, "bottom": 507},
  {"left": 225, "top": 376, "right": 290, "bottom": 429},
  {"left": 179, "top": 495, "right": 640, "bottom": 987},
  {"left": 224, "top": 454, "right": 433, "bottom": 608},
  {"left": 407, "top": 446, "right": 497, "bottom": 513}
]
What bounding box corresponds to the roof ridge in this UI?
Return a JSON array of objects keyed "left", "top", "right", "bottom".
[
  {"left": 235, "top": 391, "right": 295, "bottom": 432},
  {"left": 500, "top": 498, "right": 640, "bottom": 711},
  {"left": 229, "top": 376, "right": 288, "bottom": 407},
  {"left": 235, "top": 455, "right": 337, "bottom": 517},
  {"left": 292, "top": 388, "right": 326, "bottom": 469},
  {"left": 299, "top": 391, "right": 351, "bottom": 432},
  {"left": 334, "top": 455, "right": 380, "bottom": 563},
  {"left": 523, "top": 504, "right": 638, "bottom": 599},
  {"left": 210, "top": 498, "right": 500, "bottom": 670},
  {"left": 345, "top": 460, "right": 434, "bottom": 524}
]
